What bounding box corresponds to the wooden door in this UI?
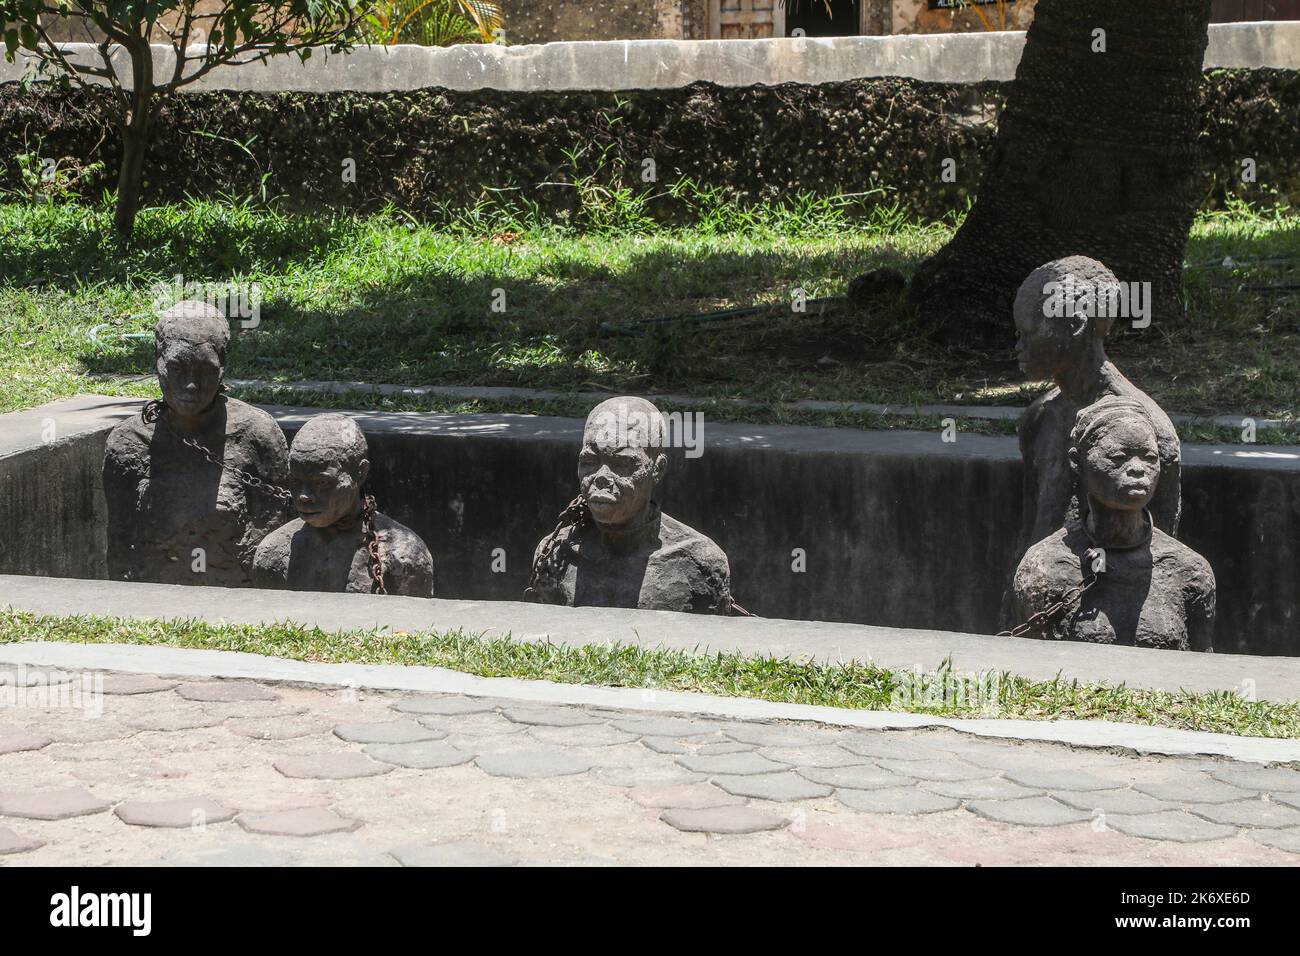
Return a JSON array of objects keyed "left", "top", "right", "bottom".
[{"left": 711, "top": 0, "right": 784, "bottom": 39}]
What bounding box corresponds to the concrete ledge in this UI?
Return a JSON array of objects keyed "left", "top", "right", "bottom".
[
  {"left": 0, "top": 638, "right": 1296, "bottom": 763},
  {"left": 4, "top": 395, "right": 1299, "bottom": 652},
  {"left": 1, "top": 23, "right": 1296, "bottom": 93},
  {"left": 225, "top": 376, "right": 1298, "bottom": 432},
  {"left": 4, "top": 574, "right": 1300, "bottom": 703}
]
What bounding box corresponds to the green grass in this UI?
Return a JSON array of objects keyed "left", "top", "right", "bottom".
[
  {"left": 2, "top": 195, "right": 1298, "bottom": 439},
  {"left": 4, "top": 607, "right": 1297, "bottom": 738}
]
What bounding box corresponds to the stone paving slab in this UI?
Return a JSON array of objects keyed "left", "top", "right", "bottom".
[
  {"left": 967, "top": 796, "right": 1093, "bottom": 827},
  {"left": 712, "top": 773, "right": 834, "bottom": 802},
  {"left": 0, "top": 656, "right": 1297, "bottom": 865},
  {"left": 660, "top": 806, "right": 790, "bottom": 835},
  {"left": 6, "top": 639, "right": 1300, "bottom": 765},
  {"left": 115, "top": 797, "right": 236, "bottom": 828},
  {"left": 0, "top": 786, "right": 111, "bottom": 821},
  {"left": 0, "top": 827, "right": 45, "bottom": 855},
  {"left": 333, "top": 721, "right": 446, "bottom": 745}
]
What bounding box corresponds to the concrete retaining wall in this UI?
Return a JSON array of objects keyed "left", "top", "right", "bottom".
[
  {"left": 1, "top": 396, "right": 1297, "bottom": 655},
  {"left": 2, "top": 22, "right": 1297, "bottom": 93}
]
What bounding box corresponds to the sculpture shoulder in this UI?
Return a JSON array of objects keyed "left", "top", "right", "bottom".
[
  {"left": 1151, "top": 529, "right": 1215, "bottom": 596},
  {"left": 225, "top": 399, "right": 289, "bottom": 451},
  {"left": 374, "top": 514, "right": 433, "bottom": 567},
  {"left": 104, "top": 416, "right": 152, "bottom": 461},
  {"left": 658, "top": 513, "right": 730, "bottom": 575},
  {"left": 373, "top": 513, "right": 435, "bottom": 597},
  {"left": 252, "top": 518, "right": 306, "bottom": 579},
  {"left": 1013, "top": 529, "right": 1078, "bottom": 596}
]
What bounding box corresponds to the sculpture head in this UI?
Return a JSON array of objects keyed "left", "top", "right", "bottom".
[
  {"left": 289, "top": 414, "right": 370, "bottom": 529},
  {"left": 1013, "top": 256, "right": 1119, "bottom": 380},
  {"left": 154, "top": 300, "right": 230, "bottom": 420},
  {"left": 1069, "top": 397, "right": 1160, "bottom": 514},
  {"left": 579, "top": 396, "right": 668, "bottom": 530}
]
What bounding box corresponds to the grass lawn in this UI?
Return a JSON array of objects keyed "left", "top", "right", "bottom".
[
  {"left": 5, "top": 608, "right": 1297, "bottom": 739},
  {"left": 2, "top": 197, "right": 1298, "bottom": 440}
]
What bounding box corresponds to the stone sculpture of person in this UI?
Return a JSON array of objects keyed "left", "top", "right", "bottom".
[
  {"left": 102, "top": 301, "right": 290, "bottom": 586},
  {"left": 1010, "top": 397, "right": 1215, "bottom": 651},
  {"left": 252, "top": 414, "right": 434, "bottom": 597},
  {"left": 1013, "top": 256, "right": 1181, "bottom": 557},
  {"left": 525, "top": 396, "right": 734, "bottom": 614}
]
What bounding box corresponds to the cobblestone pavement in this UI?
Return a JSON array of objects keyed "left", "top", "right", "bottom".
[{"left": 3, "top": 669, "right": 1300, "bottom": 866}]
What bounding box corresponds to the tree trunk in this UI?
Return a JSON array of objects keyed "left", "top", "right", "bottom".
[
  {"left": 114, "top": 118, "right": 149, "bottom": 238},
  {"left": 899, "top": 0, "right": 1213, "bottom": 337},
  {"left": 113, "top": 42, "right": 154, "bottom": 239}
]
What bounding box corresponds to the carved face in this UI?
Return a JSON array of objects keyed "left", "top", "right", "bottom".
[
  {"left": 578, "top": 431, "right": 663, "bottom": 528},
  {"left": 1013, "top": 302, "right": 1073, "bottom": 380},
  {"left": 157, "top": 342, "right": 223, "bottom": 417},
  {"left": 1077, "top": 417, "right": 1160, "bottom": 512},
  {"left": 290, "top": 455, "right": 367, "bottom": 529}
]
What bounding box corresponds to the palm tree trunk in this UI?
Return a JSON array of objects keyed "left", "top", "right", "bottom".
[{"left": 899, "top": 0, "right": 1213, "bottom": 336}]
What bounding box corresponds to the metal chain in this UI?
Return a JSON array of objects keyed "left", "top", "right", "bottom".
[
  {"left": 143, "top": 399, "right": 386, "bottom": 593},
  {"left": 361, "top": 494, "right": 387, "bottom": 595},
  {"left": 143, "top": 399, "right": 292, "bottom": 505},
  {"left": 998, "top": 548, "right": 1106, "bottom": 638},
  {"left": 524, "top": 494, "right": 754, "bottom": 615},
  {"left": 525, "top": 495, "right": 589, "bottom": 599},
  {"left": 729, "top": 598, "right": 754, "bottom": 617}
]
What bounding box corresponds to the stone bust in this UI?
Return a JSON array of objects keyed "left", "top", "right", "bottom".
[
  {"left": 526, "top": 396, "right": 733, "bottom": 614},
  {"left": 102, "top": 301, "right": 290, "bottom": 586},
  {"left": 1013, "top": 256, "right": 1181, "bottom": 559},
  {"left": 252, "top": 414, "right": 434, "bottom": 597},
  {"left": 1011, "top": 397, "right": 1215, "bottom": 651}
]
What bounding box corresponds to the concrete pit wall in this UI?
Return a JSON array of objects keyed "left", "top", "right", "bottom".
[{"left": 0, "top": 398, "right": 1296, "bottom": 656}]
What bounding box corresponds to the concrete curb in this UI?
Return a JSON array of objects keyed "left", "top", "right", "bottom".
[
  {"left": 1, "top": 24, "right": 1296, "bottom": 93},
  {"left": 6, "top": 572, "right": 1300, "bottom": 700},
  {"left": 1, "top": 640, "right": 1296, "bottom": 764}
]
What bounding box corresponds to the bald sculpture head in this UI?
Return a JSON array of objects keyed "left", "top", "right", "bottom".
[
  {"left": 154, "top": 300, "right": 231, "bottom": 419},
  {"left": 580, "top": 397, "right": 668, "bottom": 529},
  {"left": 289, "top": 414, "right": 371, "bottom": 529},
  {"left": 1013, "top": 256, "right": 1121, "bottom": 381}
]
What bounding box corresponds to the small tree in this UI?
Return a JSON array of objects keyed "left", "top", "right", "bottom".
[{"left": 1, "top": 0, "right": 368, "bottom": 237}]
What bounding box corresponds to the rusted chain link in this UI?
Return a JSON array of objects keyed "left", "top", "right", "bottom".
[
  {"left": 526, "top": 495, "right": 589, "bottom": 599},
  {"left": 998, "top": 548, "right": 1106, "bottom": 638},
  {"left": 361, "top": 494, "right": 387, "bottom": 595},
  {"left": 142, "top": 400, "right": 386, "bottom": 593},
  {"left": 142, "top": 399, "right": 292, "bottom": 505}
]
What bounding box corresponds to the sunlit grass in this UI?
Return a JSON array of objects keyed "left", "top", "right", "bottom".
[
  {"left": 3, "top": 607, "right": 1297, "bottom": 738},
  {"left": 1, "top": 196, "right": 1297, "bottom": 431}
]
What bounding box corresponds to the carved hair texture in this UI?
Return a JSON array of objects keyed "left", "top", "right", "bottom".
[
  {"left": 154, "top": 300, "right": 231, "bottom": 361},
  {"left": 1014, "top": 255, "right": 1123, "bottom": 338},
  {"left": 1070, "top": 395, "right": 1156, "bottom": 457}
]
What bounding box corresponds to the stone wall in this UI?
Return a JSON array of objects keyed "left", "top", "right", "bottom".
[{"left": 2, "top": 68, "right": 1295, "bottom": 225}]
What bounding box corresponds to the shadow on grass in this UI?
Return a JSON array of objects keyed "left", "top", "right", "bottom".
[{"left": 68, "top": 230, "right": 933, "bottom": 396}]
